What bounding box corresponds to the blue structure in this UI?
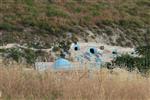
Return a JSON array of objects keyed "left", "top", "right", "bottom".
[{"left": 53, "top": 58, "right": 72, "bottom": 70}]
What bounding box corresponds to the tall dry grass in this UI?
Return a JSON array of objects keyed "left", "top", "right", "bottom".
[{"left": 0, "top": 65, "right": 150, "bottom": 100}]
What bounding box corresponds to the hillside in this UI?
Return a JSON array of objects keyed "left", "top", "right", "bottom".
[{"left": 0, "top": 0, "right": 150, "bottom": 48}]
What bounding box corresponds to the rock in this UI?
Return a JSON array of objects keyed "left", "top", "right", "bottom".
[{"left": 85, "top": 30, "right": 95, "bottom": 37}]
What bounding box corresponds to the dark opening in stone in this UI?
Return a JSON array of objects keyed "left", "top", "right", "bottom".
[
  {"left": 112, "top": 51, "right": 117, "bottom": 54},
  {"left": 74, "top": 47, "right": 78, "bottom": 51},
  {"left": 90, "top": 48, "right": 95, "bottom": 54}
]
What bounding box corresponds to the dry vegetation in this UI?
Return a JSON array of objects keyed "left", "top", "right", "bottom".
[
  {"left": 0, "top": 0, "right": 149, "bottom": 46},
  {"left": 0, "top": 64, "right": 150, "bottom": 100}
]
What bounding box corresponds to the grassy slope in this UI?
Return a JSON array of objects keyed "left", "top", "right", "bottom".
[{"left": 0, "top": 0, "right": 150, "bottom": 47}]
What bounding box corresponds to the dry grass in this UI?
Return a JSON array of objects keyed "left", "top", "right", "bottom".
[{"left": 0, "top": 65, "right": 150, "bottom": 100}]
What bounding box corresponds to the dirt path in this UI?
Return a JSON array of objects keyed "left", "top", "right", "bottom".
[
  {"left": 79, "top": 42, "right": 134, "bottom": 54},
  {"left": 0, "top": 42, "right": 134, "bottom": 53},
  {"left": 0, "top": 43, "right": 52, "bottom": 52}
]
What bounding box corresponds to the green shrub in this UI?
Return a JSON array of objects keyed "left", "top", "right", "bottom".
[
  {"left": 27, "top": 42, "right": 43, "bottom": 49},
  {"left": 74, "top": 7, "right": 82, "bottom": 13},
  {"left": 118, "top": 20, "right": 143, "bottom": 28},
  {"left": 5, "top": 48, "right": 23, "bottom": 63},
  {"left": 48, "top": 0, "right": 56, "bottom": 3},
  {"left": 83, "top": 16, "right": 92, "bottom": 23},
  {"left": 89, "top": 5, "right": 100, "bottom": 16},
  {"left": 101, "top": 20, "right": 114, "bottom": 26},
  {"left": 64, "top": 2, "right": 76, "bottom": 10},
  {"left": 105, "top": 29, "right": 113, "bottom": 36},
  {"left": 24, "top": 0, "right": 37, "bottom": 16},
  {"left": 136, "top": 0, "right": 150, "bottom": 7},
  {"left": 47, "top": 5, "right": 69, "bottom": 18},
  {"left": 0, "top": 23, "right": 16, "bottom": 31},
  {"left": 88, "top": 2, "right": 109, "bottom": 16},
  {"left": 3, "top": 15, "right": 17, "bottom": 21},
  {"left": 36, "top": 21, "right": 51, "bottom": 31},
  {"left": 36, "top": 21, "right": 63, "bottom": 35},
  {"left": 73, "top": 0, "right": 85, "bottom": 3},
  {"left": 115, "top": 54, "right": 136, "bottom": 71},
  {"left": 115, "top": 46, "right": 150, "bottom": 73},
  {"left": 0, "top": 33, "right": 18, "bottom": 44},
  {"left": 52, "top": 46, "right": 60, "bottom": 52},
  {"left": 0, "top": 48, "right": 38, "bottom": 64},
  {"left": 24, "top": 0, "right": 34, "bottom": 6},
  {"left": 22, "top": 17, "right": 36, "bottom": 27},
  {"left": 24, "top": 49, "right": 37, "bottom": 64},
  {"left": 127, "top": 7, "right": 138, "bottom": 16},
  {"left": 22, "top": 17, "right": 57, "bottom": 34},
  {"left": 135, "top": 46, "right": 150, "bottom": 56},
  {"left": 27, "top": 6, "right": 38, "bottom": 17}
]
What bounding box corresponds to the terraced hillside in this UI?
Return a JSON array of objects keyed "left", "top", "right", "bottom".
[{"left": 0, "top": 0, "right": 150, "bottom": 48}]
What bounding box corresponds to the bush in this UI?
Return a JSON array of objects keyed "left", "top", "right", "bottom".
[
  {"left": 135, "top": 46, "right": 150, "bottom": 56},
  {"left": 22, "top": 17, "right": 36, "bottom": 27},
  {"left": 115, "top": 54, "right": 136, "bottom": 71},
  {"left": 0, "top": 23, "right": 16, "bottom": 31},
  {"left": 36, "top": 21, "right": 52, "bottom": 32},
  {"left": 48, "top": 0, "right": 56, "bottom": 3},
  {"left": 24, "top": 0, "right": 34, "bottom": 6},
  {"left": 118, "top": 20, "right": 143, "bottom": 28},
  {"left": 88, "top": 2, "right": 109, "bottom": 17},
  {"left": 24, "top": 49, "right": 37, "bottom": 64},
  {"left": 2, "top": 48, "right": 23, "bottom": 63},
  {"left": 27, "top": 6, "right": 38, "bottom": 17},
  {"left": 74, "top": 7, "right": 82, "bottom": 13},
  {"left": 83, "top": 16, "right": 92, "bottom": 23},
  {"left": 89, "top": 4, "right": 100, "bottom": 16},
  {"left": 101, "top": 20, "right": 114, "bottom": 26},
  {"left": 0, "top": 48, "right": 38, "bottom": 64},
  {"left": 136, "top": 0, "right": 150, "bottom": 7},
  {"left": 115, "top": 46, "right": 150, "bottom": 73},
  {"left": 47, "top": 5, "right": 69, "bottom": 18}
]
